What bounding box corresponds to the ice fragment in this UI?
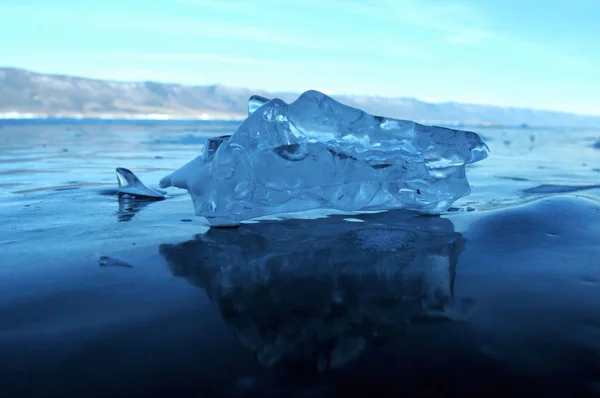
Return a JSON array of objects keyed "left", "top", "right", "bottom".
[
  {"left": 160, "top": 90, "right": 489, "bottom": 226},
  {"left": 116, "top": 167, "right": 165, "bottom": 198}
]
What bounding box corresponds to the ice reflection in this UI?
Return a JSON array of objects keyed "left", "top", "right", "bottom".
[{"left": 160, "top": 211, "right": 468, "bottom": 371}]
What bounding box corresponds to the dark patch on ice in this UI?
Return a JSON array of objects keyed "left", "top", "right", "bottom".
[
  {"left": 145, "top": 134, "right": 208, "bottom": 145},
  {"left": 523, "top": 184, "right": 600, "bottom": 194},
  {"left": 593, "top": 140, "right": 600, "bottom": 150},
  {"left": 204, "top": 135, "right": 231, "bottom": 160},
  {"left": 13, "top": 182, "right": 112, "bottom": 194},
  {"left": 208, "top": 223, "right": 241, "bottom": 229},
  {"left": 274, "top": 143, "right": 307, "bottom": 161},
  {"left": 496, "top": 176, "right": 530, "bottom": 182},
  {"left": 371, "top": 163, "right": 391, "bottom": 169},
  {"left": 98, "top": 188, "right": 119, "bottom": 196},
  {"left": 581, "top": 276, "right": 599, "bottom": 285},
  {"left": 54, "top": 187, "right": 80, "bottom": 191},
  {"left": 328, "top": 148, "right": 358, "bottom": 161},
  {"left": 99, "top": 256, "right": 133, "bottom": 268},
  {"left": 446, "top": 206, "right": 475, "bottom": 213}
]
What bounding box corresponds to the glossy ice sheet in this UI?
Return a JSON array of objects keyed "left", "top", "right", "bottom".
[{"left": 1, "top": 120, "right": 600, "bottom": 397}]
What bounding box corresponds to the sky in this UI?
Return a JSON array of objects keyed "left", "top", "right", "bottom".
[{"left": 0, "top": 0, "right": 599, "bottom": 115}]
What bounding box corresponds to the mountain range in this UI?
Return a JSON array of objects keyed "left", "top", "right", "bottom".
[{"left": 1, "top": 67, "right": 598, "bottom": 127}]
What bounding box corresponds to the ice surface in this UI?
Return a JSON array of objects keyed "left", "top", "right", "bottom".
[
  {"left": 116, "top": 167, "right": 165, "bottom": 198},
  {"left": 160, "top": 211, "right": 468, "bottom": 369},
  {"left": 160, "top": 90, "right": 489, "bottom": 226}
]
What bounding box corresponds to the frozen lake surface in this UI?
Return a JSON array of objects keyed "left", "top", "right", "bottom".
[{"left": 1, "top": 120, "right": 600, "bottom": 397}]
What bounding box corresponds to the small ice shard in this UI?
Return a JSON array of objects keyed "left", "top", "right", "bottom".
[
  {"left": 116, "top": 167, "right": 165, "bottom": 199},
  {"left": 160, "top": 90, "right": 489, "bottom": 227},
  {"left": 248, "top": 94, "right": 269, "bottom": 114}
]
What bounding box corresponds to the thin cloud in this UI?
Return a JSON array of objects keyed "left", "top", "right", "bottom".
[
  {"left": 172, "top": 0, "right": 483, "bottom": 51},
  {"left": 95, "top": 14, "right": 436, "bottom": 63},
  {"left": 331, "top": 0, "right": 494, "bottom": 45},
  {"left": 105, "top": 52, "right": 286, "bottom": 67},
  {"left": 3, "top": 1, "right": 441, "bottom": 64},
  {"left": 94, "top": 16, "right": 352, "bottom": 51}
]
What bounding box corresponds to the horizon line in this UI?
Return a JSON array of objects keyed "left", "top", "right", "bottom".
[{"left": 2, "top": 65, "right": 599, "bottom": 118}]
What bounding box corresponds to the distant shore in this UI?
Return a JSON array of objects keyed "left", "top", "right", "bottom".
[
  {"left": 0, "top": 112, "right": 246, "bottom": 121},
  {"left": 3, "top": 67, "right": 599, "bottom": 128},
  {"left": 0, "top": 113, "right": 515, "bottom": 128}
]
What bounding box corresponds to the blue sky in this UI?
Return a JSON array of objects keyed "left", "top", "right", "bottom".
[{"left": 1, "top": 0, "right": 599, "bottom": 115}]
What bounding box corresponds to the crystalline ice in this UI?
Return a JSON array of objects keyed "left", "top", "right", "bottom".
[
  {"left": 160, "top": 90, "right": 489, "bottom": 226},
  {"left": 116, "top": 167, "right": 165, "bottom": 198}
]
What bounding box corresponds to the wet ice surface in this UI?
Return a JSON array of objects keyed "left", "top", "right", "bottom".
[{"left": 1, "top": 120, "right": 600, "bottom": 397}]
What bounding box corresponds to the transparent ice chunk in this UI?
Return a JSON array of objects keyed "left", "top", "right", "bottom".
[{"left": 160, "top": 90, "right": 489, "bottom": 226}]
